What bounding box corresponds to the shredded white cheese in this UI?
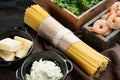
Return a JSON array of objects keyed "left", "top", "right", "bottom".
[{"left": 26, "top": 59, "right": 63, "bottom": 80}]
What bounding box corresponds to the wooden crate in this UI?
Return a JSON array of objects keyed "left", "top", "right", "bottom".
[
  {"left": 33, "top": 0, "right": 115, "bottom": 31},
  {"left": 82, "top": 8, "right": 120, "bottom": 51}
]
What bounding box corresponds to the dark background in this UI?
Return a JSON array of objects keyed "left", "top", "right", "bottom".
[{"left": 0, "top": 0, "right": 120, "bottom": 80}]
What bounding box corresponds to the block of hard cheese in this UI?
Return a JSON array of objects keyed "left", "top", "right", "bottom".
[
  {"left": 14, "top": 36, "right": 33, "bottom": 58},
  {"left": 0, "top": 38, "right": 21, "bottom": 52},
  {"left": 0, "top": 50, "right": 15, "bottom": 61}
]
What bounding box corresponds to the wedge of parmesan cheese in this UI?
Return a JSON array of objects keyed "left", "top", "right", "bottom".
[
  {"left": 0, "top": 50, "right": 15, "bottom": 61},
  {"left": 0, "top": 38, "right": 21, "bottom": 52},
  {"left": 14, "top": 36, "right": 33, "bottom": 58}
]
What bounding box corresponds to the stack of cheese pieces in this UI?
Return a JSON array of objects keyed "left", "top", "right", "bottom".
[{"left": 0, "top": 36, "right": 33, "bottom": 61}]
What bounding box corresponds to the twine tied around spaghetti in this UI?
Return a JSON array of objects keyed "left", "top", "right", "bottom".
[{"left": 52, "top": 28, "right": 73, "bottom": 47}]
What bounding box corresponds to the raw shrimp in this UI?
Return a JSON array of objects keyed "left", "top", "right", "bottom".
[
  {"left": 90, "top": 19, "right": 111, "bottom": 36},
  {"left": 110, "top": 2, "right": 120, "bottom": 14},
  {"left": 107, "top": 13, "right": 120, "bottom": 29}
]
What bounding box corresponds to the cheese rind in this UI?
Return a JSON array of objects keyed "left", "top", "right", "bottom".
[
  {"left": 0, "top": 38, "right": 21, "bottom": 52},
  {"left": 14, "top": 36, "right": 33, "bottom": 58}
]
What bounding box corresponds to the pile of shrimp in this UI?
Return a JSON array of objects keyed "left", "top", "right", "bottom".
[{"left": 90, "top": 2, "right": 120, "bottom": 36}]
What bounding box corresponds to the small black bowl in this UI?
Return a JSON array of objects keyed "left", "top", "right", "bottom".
[
  {"left": 0, "top": 27, "right": 33, "bottom": 68},
  {"left": 16, "top": 51, "right": 73, "bottom": 80}
]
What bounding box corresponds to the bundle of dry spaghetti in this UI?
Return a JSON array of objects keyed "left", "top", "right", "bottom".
[{"left": 24, "top": 4, "right": 110, "bottom": 77}]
